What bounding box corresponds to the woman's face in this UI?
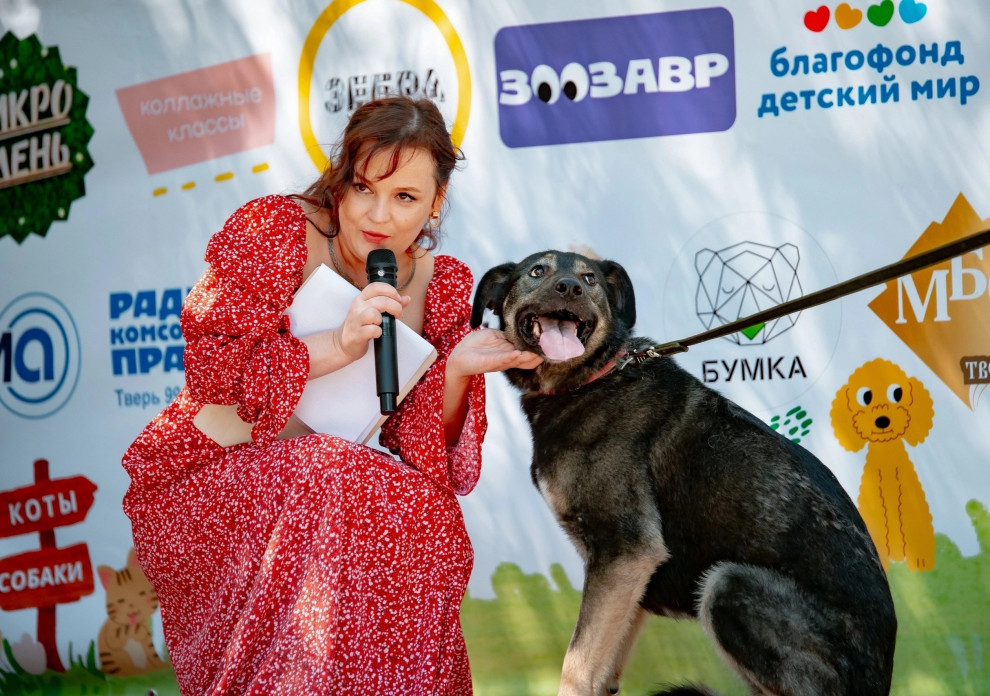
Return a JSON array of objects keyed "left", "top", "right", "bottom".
[{"left": 336, "top": 145, "right": 442, "bottom": 261}]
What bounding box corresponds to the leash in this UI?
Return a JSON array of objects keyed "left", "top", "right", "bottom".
[{"left": 616, "top": 227, "right": 990, "bottom": 369}]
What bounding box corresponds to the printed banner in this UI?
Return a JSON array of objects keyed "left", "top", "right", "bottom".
[{"left": 1, "top": 1, "right": 988, "bottom": 694}]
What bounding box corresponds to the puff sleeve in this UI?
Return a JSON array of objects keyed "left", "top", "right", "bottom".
[
  {"left": 379, "top": 256, "right": 487, "bottom": 495},
  {"left": 180, "top": 195, "right": 310, "bottom": 447}
]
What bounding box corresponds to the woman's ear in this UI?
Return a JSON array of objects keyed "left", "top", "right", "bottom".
[{"left": 432, "top": 185, "right": 447, "bottom": 216}]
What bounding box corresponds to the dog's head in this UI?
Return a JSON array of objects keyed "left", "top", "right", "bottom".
[
  {"left": 829, "top": 358, "right": 934, "bottom": 450},
  {"left": 471, "top": 250, "right": 636, "bottom": 393}
]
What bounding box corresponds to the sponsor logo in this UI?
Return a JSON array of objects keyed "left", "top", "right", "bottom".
[
  {"left": 0, "top": 293, "right": 81, "bottom": 418},
  {"left": 803, "top": 1, "right": 929, "bottom": 33},
  {"left": 663, "top": 213, "right": 841, "bottom": 409},
  {"left": 494, "top": 8, "right": 736, "bottom": 148},
  {"left": 762, "top": 1, "right": 979, "bottom": 120},
  {"left": 696, "top": 241, "right": 803, "bottom": 345},
  {"left": 298, "top": 0, "right": 471, "bottom": 170},
  {"left": 0, "top": 33, "right": 94, "bottom": 243},
  {"left": 869, "top": 193, "right": 990, "bottom": 409},
  {"left": 108, "top": 287, "right": 188, "bottom": 411},
  {"left": 770, "top": 404, "right": 815, "bottom": 445},
  {"left": 115, "top": 54, "right": 276, "bottom": 175}
]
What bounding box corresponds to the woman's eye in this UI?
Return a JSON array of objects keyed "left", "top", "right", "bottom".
[
  {"left": 530, "top": 265, "right": 545, "bottom": 278},
  {"left": 856, "top": 387, "right": 873, "bottom": 407},
  {"left": 398, "top": 192, "right": 416, "bottom": 201},
  {"left": 583, "top": 273, "right": 597, "bottom": 286},
  {"left": 353, "top": 182, "right": 370, "bottom": 193}
]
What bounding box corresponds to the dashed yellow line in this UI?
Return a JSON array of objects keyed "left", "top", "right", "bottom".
[{"left": 152, "top": 163, "right": 269, "bottom": 196}]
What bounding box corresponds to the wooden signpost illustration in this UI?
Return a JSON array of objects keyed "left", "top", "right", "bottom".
[{"left": 0, "top": 459, "right": 97, "bottom": 671}]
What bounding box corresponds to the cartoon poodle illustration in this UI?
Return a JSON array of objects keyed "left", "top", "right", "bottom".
[{"left": 830, "top": 358, "right": 936, "bottom": 571}]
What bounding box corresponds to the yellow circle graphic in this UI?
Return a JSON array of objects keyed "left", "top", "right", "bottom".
[{"left": 298, "top": 0, "right": 471, "bottom": 171}]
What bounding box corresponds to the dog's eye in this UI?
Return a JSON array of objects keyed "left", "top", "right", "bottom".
[
  {"left": 530, "top": 265, "right": 546, "bottom": 278},
  {"left": 887, "top": 384, "right": 903, "bottom": 403},
  {"left": 583, "top": 273, "right": 597, "bottom": 286},
  {"left": 856, "top": 387, "right": 873, "bottom": 407}
]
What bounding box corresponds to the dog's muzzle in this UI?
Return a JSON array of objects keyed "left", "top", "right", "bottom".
[{"left": 521, "top": 310, "right": 595, "bottom": 361}]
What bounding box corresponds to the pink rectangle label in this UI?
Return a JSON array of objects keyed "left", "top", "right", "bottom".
[{"left": 116, "top": 54, "right": 275, "bottom": 174}]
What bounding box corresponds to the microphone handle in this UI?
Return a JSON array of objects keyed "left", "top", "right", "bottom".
[
  {"left": 367, "top": 248, "right": 400, "bottom": 414},
  {"left": 374, "top": 313, "right": 399, "bottom": 414}
]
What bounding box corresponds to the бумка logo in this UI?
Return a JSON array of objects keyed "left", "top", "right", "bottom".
[
  {"left": 0, "top": 32, "right": 94, "bottom": 243},
  {"left": 696, "top": 241, "right": 804, "bottom": 345}
]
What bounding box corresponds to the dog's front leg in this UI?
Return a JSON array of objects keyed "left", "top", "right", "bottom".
[
  {"left": 607, "top": 605, "right": 648, "bottom": 693},
  {"left": 558, "top": 555, "right": 661, "bottom": 696}
]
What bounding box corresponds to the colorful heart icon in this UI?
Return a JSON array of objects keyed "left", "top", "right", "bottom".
[
  {"left": 899, "top": 0, "right": 928, "bottom": 23},
  {"left": 804, "top": 5, "right": 830, "bottom": 32},
  {"left": 835, "top": 3, "right": 864, "bottom": 29},
  {"left": 867, "top": 0, "right": 895, "bottom": 26}
]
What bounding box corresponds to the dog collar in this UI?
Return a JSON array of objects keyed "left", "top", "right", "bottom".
[
  {"left": 538, "top": 342, "right": 689, "bottom": 395},
  {"left": 539, "top": 350, "right": 628, "bottom": 395},
  {"left": 585, "top": 350, "right": 626, "bottom": 385}
]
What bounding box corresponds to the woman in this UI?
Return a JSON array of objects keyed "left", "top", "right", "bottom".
[{"left": 122, "top": 97, "right": 541, "bottom": 695}]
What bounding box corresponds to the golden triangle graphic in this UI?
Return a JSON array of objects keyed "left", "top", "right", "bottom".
[{"left": 869, "top": 194, "right": 990, "bottom": 409}]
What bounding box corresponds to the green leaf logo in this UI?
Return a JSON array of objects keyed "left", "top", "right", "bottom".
[
  {"left": 740, "top": 322, "right": 765, "bottom": 341},
  {"left": 0, "top": 32, "right": 94, "bottom": 244}
]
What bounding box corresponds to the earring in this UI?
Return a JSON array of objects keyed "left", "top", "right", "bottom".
[{"left": 428, "top": 211, "right": 440, "bottom": 229}]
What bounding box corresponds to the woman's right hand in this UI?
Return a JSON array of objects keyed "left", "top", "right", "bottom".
[
  {"left": 302, "top": 282, "right": 410, "bottom": 380},
  {"left": 334, "top": 282, "right": 411, "bottom": 362}
]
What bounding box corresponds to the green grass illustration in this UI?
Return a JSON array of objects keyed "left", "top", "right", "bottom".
[
  {"left": 2, "top": 500, "right": 987, "bottom": 695},
  {"left": 462, "top": 499, "right": 990, "bottom": 695}
]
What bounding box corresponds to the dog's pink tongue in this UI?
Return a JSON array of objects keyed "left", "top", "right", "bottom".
[{"left": 538, "top": 317, "right": 584, "bottom": 361}]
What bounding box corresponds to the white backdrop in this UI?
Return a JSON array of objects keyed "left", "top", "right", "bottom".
[{"left": 1, "top": 0, "right": 989, "bottom": 679}]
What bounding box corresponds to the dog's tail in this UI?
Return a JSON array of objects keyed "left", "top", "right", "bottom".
[{"left": 651, "top": 685, "right": 724, "bottom": 696}]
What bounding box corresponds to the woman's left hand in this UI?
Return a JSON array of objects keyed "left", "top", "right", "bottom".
[{"left": 447, "top": 327, "right": 543, "bottom": 379}]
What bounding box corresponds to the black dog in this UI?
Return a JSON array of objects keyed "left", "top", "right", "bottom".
[{"left": 471, "top": 250, "right": 896, "bottom": 696}]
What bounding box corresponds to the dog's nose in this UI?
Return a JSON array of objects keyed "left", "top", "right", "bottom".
[
  {"left": 875, "top": 416, "right": 890, "bottom": 429},
  {"left": 555, "top": 278, "right": 583, "bottom": 296}
]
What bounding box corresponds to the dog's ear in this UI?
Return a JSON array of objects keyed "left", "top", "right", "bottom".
[
  {"left": 599, "top": 260, "right": 636, "bottom": 329},
  {"left": 471, "top": 262, "right": 516, "bottom": 328},
  {"left": 829, "top": 384, "right": 867, "bottom": 452},
  {"left": 902, "top": 376, "right": 934, "bottom": 445}
]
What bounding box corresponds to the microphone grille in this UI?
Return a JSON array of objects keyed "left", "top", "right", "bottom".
[
  {"left": 366, "top": 248, "right": 398, "bottom": 286},
  {"left": 367, "top": 248, "right": 397, "bottom": 268}
]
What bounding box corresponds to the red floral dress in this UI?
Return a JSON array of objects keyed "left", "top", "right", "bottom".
[{"left": 122, "top": 195, "right": 487, "bottom": 696}]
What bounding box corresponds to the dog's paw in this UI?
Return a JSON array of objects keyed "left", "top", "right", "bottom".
[{"left": 908, "top": 553, "right": 935, "bottom": 571}]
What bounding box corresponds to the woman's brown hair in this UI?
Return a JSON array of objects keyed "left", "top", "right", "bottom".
[{"left": 299, "top": 96, "right": 463, "bottom": 250}]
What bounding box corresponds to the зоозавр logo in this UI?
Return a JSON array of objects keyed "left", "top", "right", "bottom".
[{"left": 494, "top": 8, "right": 736, "bottom": 148}]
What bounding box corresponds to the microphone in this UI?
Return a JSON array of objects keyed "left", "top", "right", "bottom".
[{"left": 366, "top": 249, "right": 399, "bottom": 414}]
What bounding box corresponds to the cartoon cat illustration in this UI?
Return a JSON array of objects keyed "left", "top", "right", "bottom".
[{"left": 97, "top": 548, "right": 168, "bottom": 675}]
